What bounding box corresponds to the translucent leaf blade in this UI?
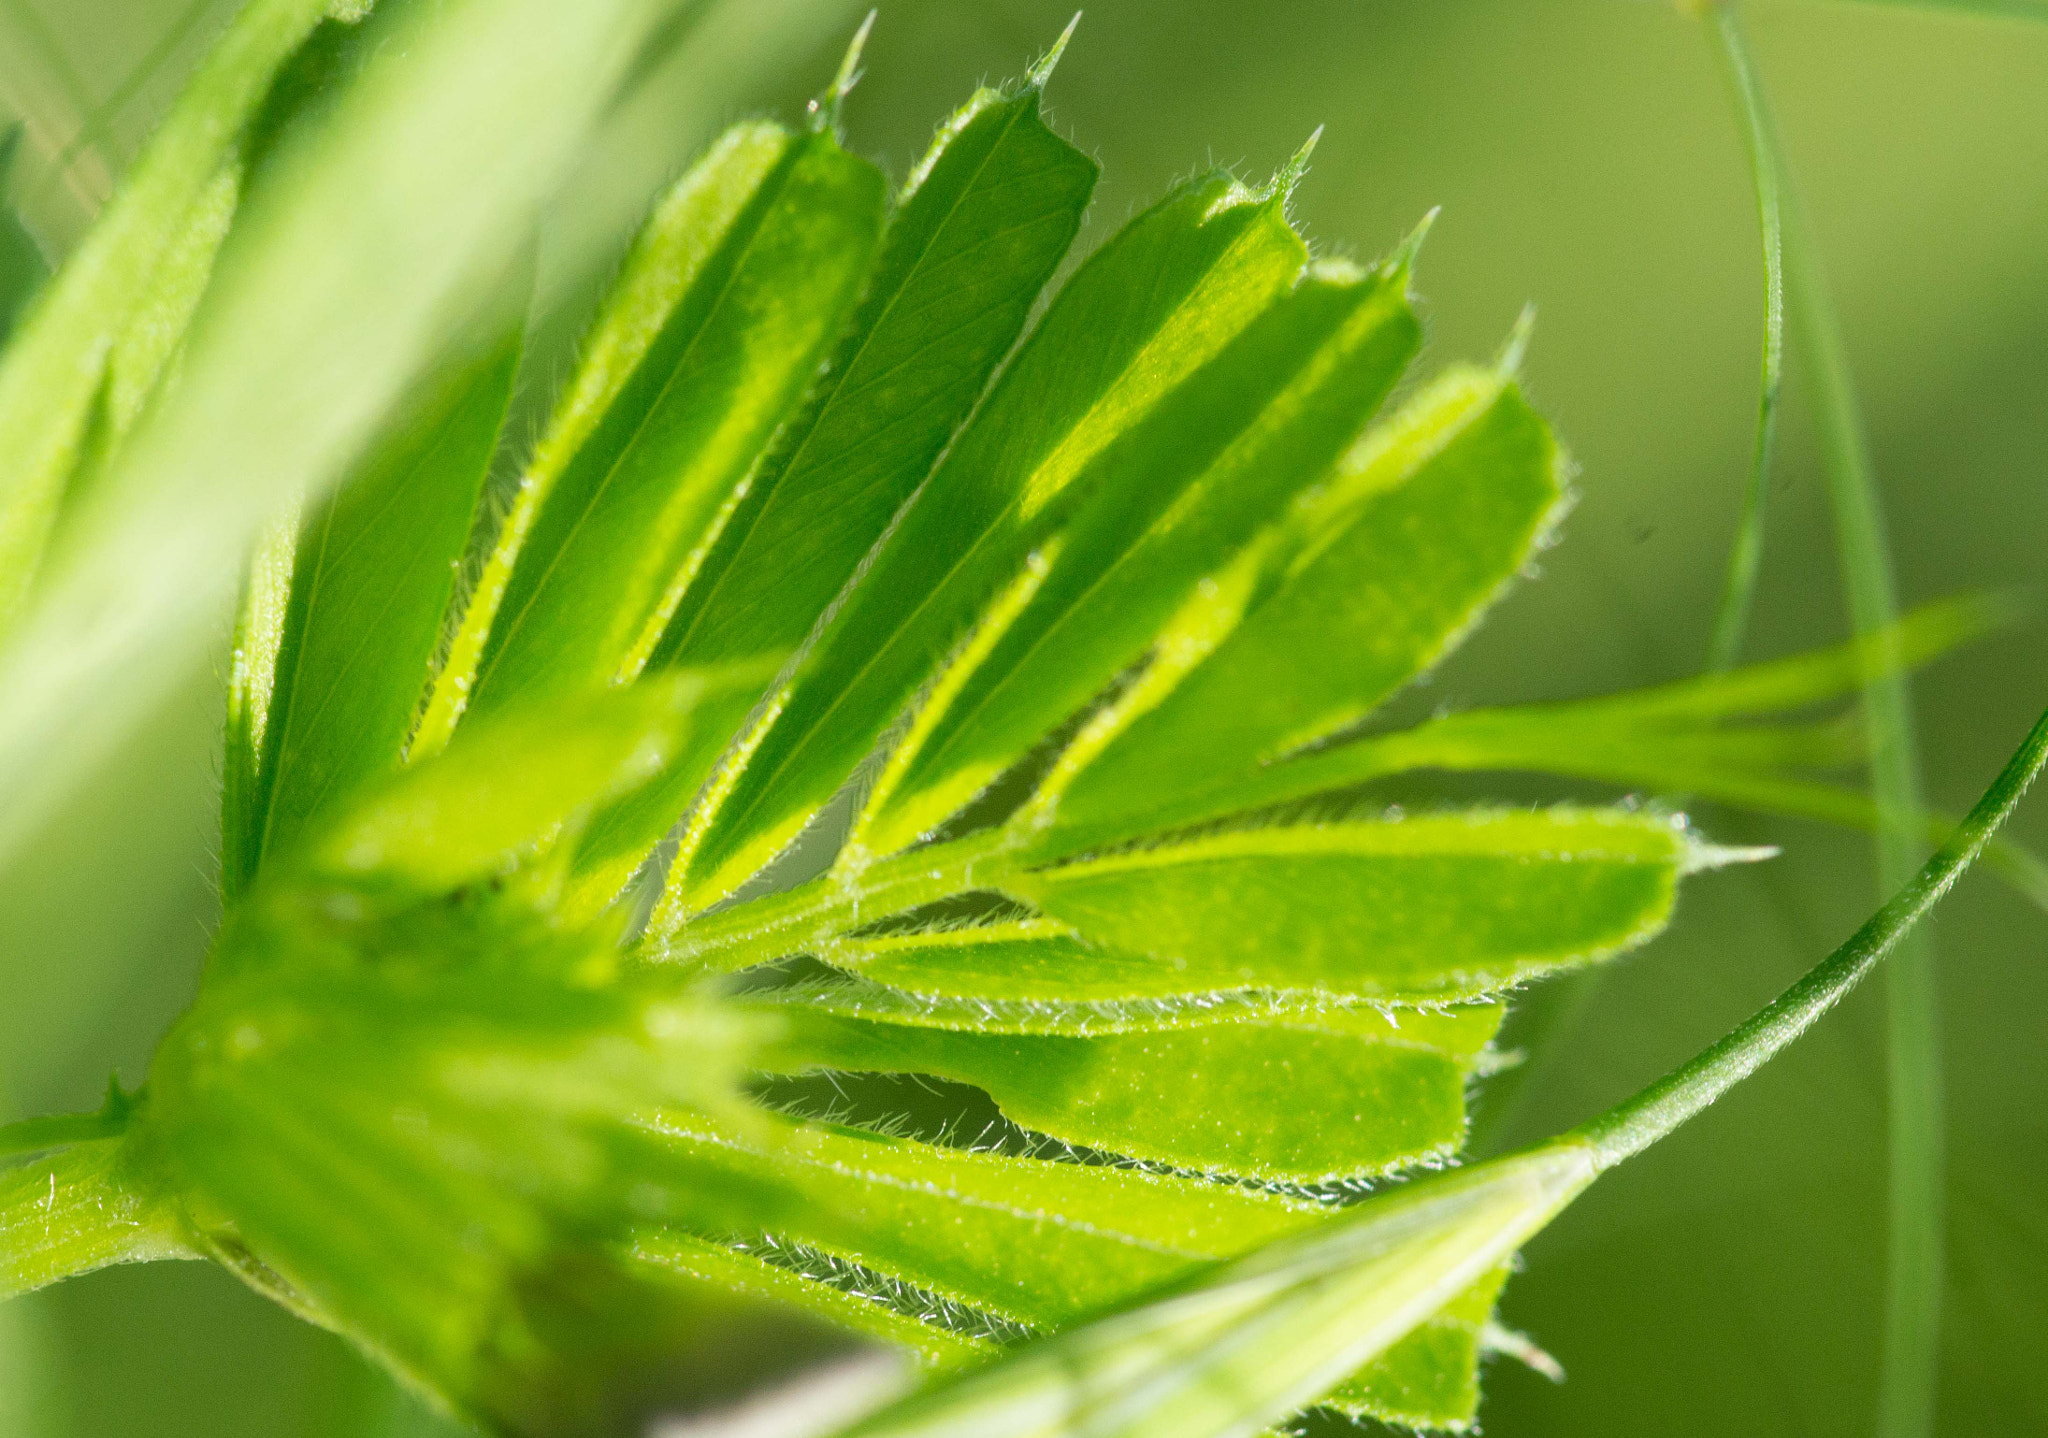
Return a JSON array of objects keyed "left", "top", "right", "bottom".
[
  {"left": 1046, "top": 366, "right": 1566, "bottom": 856},
  {"left": 225, "top": 297, "right": 524, "bottom": 899},
  {"left": 756, "top": 1002, "right": 1502, "bottom": 1180},
  {"left": 650, "top": 82, "right": 1098, "bottom": 678},
  {"left": 837, "top": 1143, "right": 1597, "bottom": 1438},
  {"left": 640, "top": 1108, "right": 1328, "bottom": 1329},
  {"left": 862, "top": 257, "right": 1422, "bottom": 856},
  {"left": 450, "top": 126, "right": 887, "bottom": 727},
  {"left": 673, "top": 170, "right": 1312, "bottom": 911},
  {"left": 1005, "top": 810, "right": 1687, "bottom": 1003}
]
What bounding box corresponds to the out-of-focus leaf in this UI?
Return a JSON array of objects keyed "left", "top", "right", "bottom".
[
  {"left": 428, "top": 124, "right": 885, "bottom": 737},
  {"left": 1319, "top": 1265, "right": 1509, "bottom": 1430},
  {"left": 307, "top": 673, "right": 708, "bottom": 892},
  {"left": 837, "top": 1142, "right": 1597, "bottom": 1438},
  {"left": 0, "top": 0, "right": 336, "bottom": 633},
  {"left": 0, "top": 1139, "right": 194, "bottom": 1299},
  {"left": 673, "top": 167, "right": 1312, "bottom": 912},
  {"left": 223, "top": 294, "right": 523, "bottom": 902},
  {"left": 997, "top": 811, "right": 1688, "bottom": 1003},
  {"left": 0, "top": 130, "right": 49, "bottom": 345},
  {"left": 149, "top": 893, "right": 801, "bottom": 1434},
  {"left": 0, "top": 0, "right": 683, "bottom": 869},
  {"left": 561, "top": 660, "right": 786, "bottom": 921},
  {"left": 754, "top": 1001, "right": 1502, "bottom": 1180},
  {"left": 860, "top": 254, "right": 1421, "bottom": 858},
  {"left": 650, "top": 79, "right": 1097, "bottom": 679},
  {"left": 1043, "top": 364, "right": 1565, "bottom": 857}
]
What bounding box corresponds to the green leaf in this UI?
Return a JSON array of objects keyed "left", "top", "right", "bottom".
[
  {"left": 0, "top": 0, "right": 684, "bottom": 870},
  {"left": 648, "top": 80, "right": 1098, "bottom": 679},
  {"left": 223, "top": 290, "right": 524, "bottom": 903},
  {"left": 753, "top": 1001, "right": 1503, "bottom": 1180},
  {"left": 423, "top": 122, "right": 886, "bottom": 738},
  {"left": 638, "top": 1106, "right": 1327, "bottom": 1328},
  {"left": 559, "top": 660, "right": 788, "bottom": 921},
  {"left": 856, "top": 250, "right": 1422, "bottom": 859},
  {"left": 999, "top": 810, "right": 1689, "bottom": 1003},
  {"left": 630, "top": 1228, "right": 987, "bottom": 1371},
  {"left": 672, "top": 166, "right": 1314, "bottom": 912},
  {"left": 0, "top": 1139, "right": 194, "bottom": 1300},
  {"left": 0, "top": 131, "right": 48, "bottom": 347},
  {"left": 306, "top": 672, "right": 713, "bottom": 893},
  {"left": 0, "top": 0, "right": 337, "bottom": 634},
  {"left": 836, "top": 1142, "right": 1598, "bottom": 1438},
  {"left": 1043, "top": 362, "right": 1566, "bottom": 857},
  {"left": 1319, "top": 1265, "right": 1509, "bottom": 1431}
]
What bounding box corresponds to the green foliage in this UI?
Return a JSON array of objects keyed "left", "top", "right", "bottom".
[{"left": 2, "top": 9, "right": 2039, "bottom": 1438}]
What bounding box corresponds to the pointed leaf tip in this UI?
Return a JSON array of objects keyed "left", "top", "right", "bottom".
[
  {"left": 1275, "top": 125, "right": 1324, "bottom": 203},
  {"left": 1497, "top": 303, "right": 1538, "bottom": 377},
  {"left": 1388, "top": 206, "right": 1440, "bottom": 276},
  {"left": 812, "top": 10, "right": 878, "bottom": 132},
  {"left": 1028, "top": 13, "right": 1083, "bottom": 89}
]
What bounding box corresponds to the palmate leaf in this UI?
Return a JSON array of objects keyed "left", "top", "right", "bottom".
[{"left": 6, "top": 15, "right": 2029, "bottom": 1438}]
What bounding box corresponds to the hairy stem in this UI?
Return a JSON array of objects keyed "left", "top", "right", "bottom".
[
  {"left": 1575, "top": 701, "right": 2048, "bottom": 1167},
  {"left": 1708, "top": 16, "right": 1941, "bottom": 1432}
]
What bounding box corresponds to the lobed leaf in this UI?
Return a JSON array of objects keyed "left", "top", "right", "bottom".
[
  {"left": 752, "top": 1001, "right": 1502, "bottom": 1180},
  {"left": 854, "top": 253, "right": 1422, "bottom": 858},
  {"left": 1043, "top": 363, "right": 1567, "bottom": 857},
  {"left": 837, "top": 1142, "right": 1597, "bottom": 1438},
  {"left": 650, "top": 81, "right": 1097, "bottom": 681},
  {"left": 637, "top": 1106, "right": 1328, "bottom": 1329},
  {"left": 427, "top": 123, "right": 886, "bottom": 737},
  {"left": 671, "top": 166, "right": 1314, "bottom": 912},
  {"left": 999, "top": 810, "right": 1688, "bottom": 1003},
  {"left": 223, "top": 291, "right": 524, "bottom": 901}
]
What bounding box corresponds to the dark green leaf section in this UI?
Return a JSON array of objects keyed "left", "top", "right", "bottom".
[
  {"left": 674, "top": 170, "right": 1312, "bottom": 912},
  {"left": 1005, "top": 811, "right": 1687, "bottom": 1003},
  {"left": 0, "top": 131, "right": 48, "bottom": 345},
  {"left": 1046, "top": 366, "right": 1566, "bottom": 856},
  {"left": 308, "top": 673, "right": 717, "bottom": 893},
  {"left": 755, "top": 1002, "right": 1502, "bottom": 1180},
  {"left": 640, "top": 1107, "right": 1326, "bottom": 1327},
  {"left": 224, "top": 305, "right": 522, "bottom": 899},
  {"left": 460, "top": 127, "right": 885, "bottom": 723},
  {"left": 864, "top": 257, "right": 1421, "bottom": 856},
  {"left": 650, "top": 83, "right": 1097, "bottom": 678}
]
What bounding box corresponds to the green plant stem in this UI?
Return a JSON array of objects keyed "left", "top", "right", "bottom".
[
  {"left": 1715, "top": 19, "right": 1942, "bottom": 1434},
  {"left": 1702, "top": 0, "right": 1783, "bottom": 674},
  {"left": 1575, "top": 700, "right": 2048, "bottom": 1167}
]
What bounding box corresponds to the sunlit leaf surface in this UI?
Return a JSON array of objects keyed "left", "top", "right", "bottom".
[{"left": 0, "top": 12, "right": 1987, "bottom": 1437}]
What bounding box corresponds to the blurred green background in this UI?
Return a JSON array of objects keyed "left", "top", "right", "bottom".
[{"left": 2, "top": 0, "right": 2044, "bottom": 1433}]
